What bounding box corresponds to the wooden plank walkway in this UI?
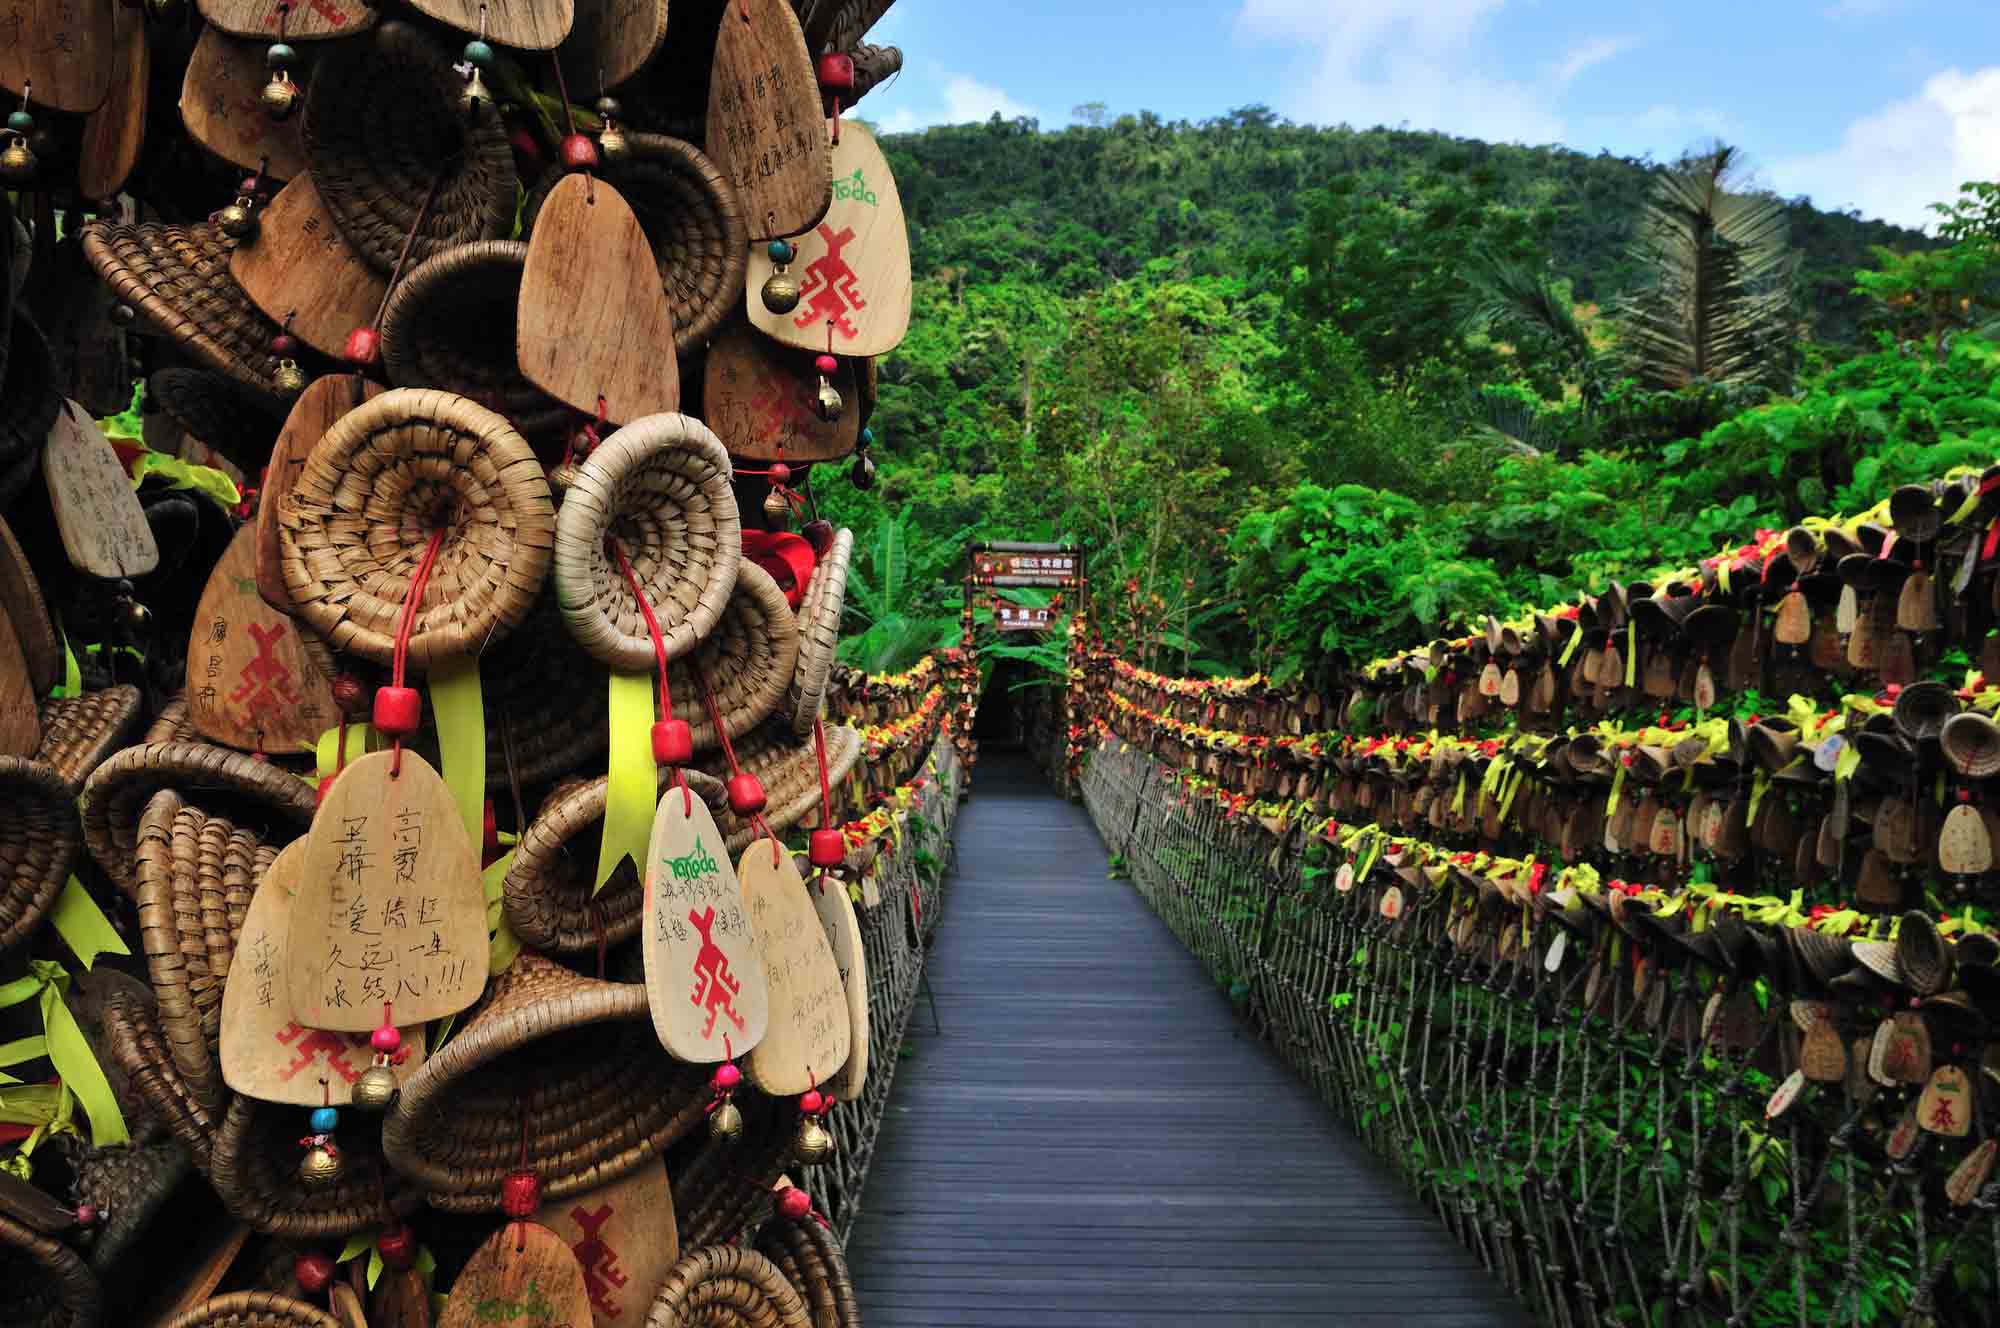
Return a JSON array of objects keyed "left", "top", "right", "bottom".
[{"left": 849, "top": 755, "right": 1527, "bottom": 1326}]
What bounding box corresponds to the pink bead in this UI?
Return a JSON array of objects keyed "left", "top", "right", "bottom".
[
  {"left": 815, "top": 52, "right": 854, "bottom": 91},
  {"left": 767, "top": 462, "right": 791, "bottom": 486},
  {"left": 343, "top": 325, "right": 380, "bottom": 367},
  {"left": 799, "top": 1089, "right": 825, "bottom": 1115},
  {"left": 814, "top": 354, "right": 838, "bottom": 376},
  {"left": 371, "top": 1023, "right": 401, "bottom": 1054},
  {"left": 270, "top": 333, "right": 296, "bottom": 356},
  {"left": 777, "top": 1187, "right": 813, "bottom": 1221},
  {"left": 712, "top": 1062, "right": 742, "bottom": 1092},
  {"left": 560, "top": 133, "right": 599, "bottom": 173},
  {"left": 500, "top": 1168, "right": 541, "bottom": 1219}
]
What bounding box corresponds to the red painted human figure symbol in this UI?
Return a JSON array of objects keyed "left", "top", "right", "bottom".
[
  {"left": 1930, "top": 1097, "right": 1959, "bottom": 1132},
  {"left": 275, "top": 1022, "right": 361, "bottom": 1082},
  {"left": 752, "top": 364, "right": 820, "bottom": 438},
  {"left": 228, "top": 622, "right": 303, "bottom": 718},
  {"left": 569, "top": 1203, "right": 629, "bottom": 1317},
  {"left": 792, "top": 224, "right": 865, "bottom": 341},
  {"left": 687, "top": 906, "right": 746, "bottom": 1039}
]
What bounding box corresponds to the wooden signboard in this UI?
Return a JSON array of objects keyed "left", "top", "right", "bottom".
[
  {"left": 517, "top": 174, "right": 679, "bottom": 424},
  {"left": 0, "top": 602, "right": 38, "bottom": 758},
  {"left": 77, "top": 4, "right": 147, "bottom": 201},
  {"left": 371, "top": 1269, "right": 433, "bottom": 1328},
  {"left": 0, "top": 0, "right": 113, "bottom": 112},
  {"left": 534, "top": 1157, "right": 679, "bottom": 1328},
  {"left": 180, "top": 27, "right": 310, "bottom": 181},
  {"left": 220, "top": 842, "right": 428, "bottom": 1105},
  {"left": 557, "top": 0, "right": 669, "bottom": 96},
  {"left": 744, "top": 122, "right": 910, "bottom": 357},
  {"left": 705, "top": 0, "right": 829, "bottom": 241},
  {"left": 407, "top": 0, "right": 573, "bottom": 49},
  {"left": 811, "top": 874, "right": 868, "bottom": 1100},
  {"left": 0, "top": 516, "right": 60, "bottom": 695},
  {"left": 641, "top": 791, "right": 768, "bottom": 1062},
  {"left": 993, "top": 603, "right": 1055, "bottom": 633},
  {"left": 197, "top": 0, "right": 376, "bottom": 40},
  {"left": 43, "top": 402, "right": 160, "bottom": 579},
  {"left": 288, "top": 750, "right": 489, "bottom": 1031},
  {"left": 188, "top": 523, "right": 339, "bottom": 754},
  {"left": 257, "top": 375, "right": 384, "bottom": 612},
  {"left": 232, "top": 173, "right": 388, "bottom": 361},
  {"left": 741, "top": 840, "right": 849, "bottom": 1096},
  {"left": 438, "top": 1222, "right": 591, "bottom": 1328},
  {"left": 971, "top": 550, "right": 1079, "bottom": 584},
  {"left": 701, "top": 318, "right": 859, "bottom": 462}
]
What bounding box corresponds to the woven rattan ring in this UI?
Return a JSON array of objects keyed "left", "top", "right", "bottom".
[
  {"left": 524, "top": 134, "right": 747, "bottom": 354},
  {"left": 757, "top": 1214, "right": 862, "bottom": 1328},
  {"left": 0, "top": 1214, "right": 101, "bottom": 1328},
  {"left": 102, "top": 984, "right": 220, "bottom": 1170},
  {"left": 554, "top": 413, "right": 741, "bottom": 672},
  {"left": 378, "top": 241, "right": 572, "bottom": 439},
  {"left": 644, "top": 1245, "right": 811, "bottom": 1328},
  {"left": 299, "top": 21, "right": 514, "bottom": 274},
  {"left": 37, "top": 686, "right": 144, "bottom": 792},
  {"left": 789, "top": 527, "right": 852, "bottom": 736},
  {"left": 279, "top": 388, "right": 555, "bottom": 667},
  {"left": 380, "top": 954, "right": 711, "bottom": 1212},
  {"left": 209, "top": 1094, "right": 423, "bottom": 1238},
  {"left": 670, "top": 562, "right": 802, "bottom": 755},
  {"left": 0, "top": 758, "right": 80, "bottom": 955},
  {"left": 703, "top": 722, "right": 861, "bottom": 854},
  {"left": 163, "top": 1291, "right": 339, "bottom": 1328}
]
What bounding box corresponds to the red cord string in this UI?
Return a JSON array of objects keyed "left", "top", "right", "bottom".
[
  {"left": 389, "top": 530, "right": 447, "bottom": 777},
  {"left": 693, "top": 659, "right": 777, "bottom": 857},
  {"left": 609, "top": 537, "right": 691, "bottom": 813}
]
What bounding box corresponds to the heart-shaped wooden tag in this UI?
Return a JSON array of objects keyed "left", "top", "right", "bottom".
[
  {"left": 181, "top": 27, "right": 310, "bottom": 180},
  {"left": 741, "top": 839, "right": 849, "bottom": 1096},
  {"left": 43, "top": 402, "right": 159, "bottom": 579},
  {"left": 257, "top": 374, "right": 385, "bottom": 612},
  {"left": 408, "top": 0, "right": 573, "bottom": 49},
  {"left": 77, "top": 4, "right": 147, "bottom": 200},
  {"left": 439, "top": 1221, "right": 592, "bottom": 1328},
  {"left": 558, "top": 0, "right": 669, "bottom": 97},
  {"left": 701, "top": 317, "right": 859, "bottom": 462},
  {"left": 1918, "top": 1064, "right": 1972, "bottom": 1137},
  {"left": 196, "top": 0, "right": 376, "bottom": 41},
  {"left": 188, "top": 523, "right": 339, "bottom": 754},
  {"left": 0, "top": 0, "right": 113, "bottom": 112},
  {"left": 517, "top": 173, "right": 679, "bottom": 424},
  {"left": 372, "top": 1267, "right": 432, "bottom": 1328},
  {"left": 1800, "top": 1013, "right": 1848, "bottom": 1083},
  {"left": 811, "top": 869, "right": 869, "bottom": 1100},
  {"left": 288, "top": 750, "right": 489, "bottom": 1030},
  {"left": 641, "top": 790, "right": 768, "bottom": 1062},
  {"left": 705, "top": 0, "right": 829, "bottom": 240},
  {"left": 1939, "top": 801, "right": 1993, "bottom": 876},
  {"left": 534, "top": 1156, "right": 679, "bottom": 1328},
  {"left": 0, "top": 517, "right": 58, "bottom": 696},
  {"left": 231, "top": 173, "right": 388, "bottom": 360}
]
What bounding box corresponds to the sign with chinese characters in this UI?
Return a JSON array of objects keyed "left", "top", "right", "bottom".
[
  {"left": 641, "top": 790, "right": 768, "bottom": 1062},
  {"left": 220, "top": 841, "right": 427, "bottom": 1105},
  {"left": 194, "top": 0, "right": 377, "bottom": 42},
  {"left": 744, "top": 121, "right": 910, "bottom": 356},
  {"left": 181, "top": 28, "right": 309, "bottom": 181},
  {"left": 811, "top": 867, "right": 868, "bottom": 1100},
  {"left": 42, "top": 402, "right": 159, "bottom": 580},
  {"left": 535, "top": 1157, "right": 679, "bottom": 1328},
  {"left": 741, "top": 840, "right": 849, "bottom": 1096},
  {"left": 993, "top": 603, "right": 1055, "bottom": 634},
  {"left": 257, "top": 374, "right": 384, "bottom": 612},
  {"left": 0, "top": 0, "right": 114, "bottom": 113},
  {"left": 438, "top": 1220, "right": 592, "bottom": 1328},
  {"left": 288, "top": 750, "right": 488, "bottom": 1030},
  {"left": 704, "top": 0, "right": 828, "bottom": 241},
  {"left": 188, "top": 523, "right": 338, "bottom": 754},
  {"left": 701, "top": 317, "right": 859, "bottom": 462},
  {"left": 972, "top": 550, "right": 1078, "bottom": 583},
  {"left": 231, "top": 172, "right": 388, "bottom": 360}
]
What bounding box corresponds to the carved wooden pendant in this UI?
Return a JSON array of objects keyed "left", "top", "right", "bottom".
[
  {"left": 642, "top": 791, "right": 768, "bottom": 1063},
  {"left": 741, "top": 841, "right": 849, "bottom": 1095},
  {"left": 188, "top": 523, "right": 339, "bottom": 754}
]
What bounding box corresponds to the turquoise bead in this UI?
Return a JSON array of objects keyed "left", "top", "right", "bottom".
[
  {"left": 859, "top": 427, "right": 875, "bottom": 448},
  {"left": 5, "top": 110, "right": 31, "bottom": 134},
  {"left": 266, "top": 42, "right": 296, "bottom": 66},
  {"left": 767, "top": 240, "right": 796, "bottom": 264},
  {"left": 463, "top": 40, "right": 494, "bottom": 68},
  {"left": 310, "top": 1107, "right": 339, "bottom": 1133}
]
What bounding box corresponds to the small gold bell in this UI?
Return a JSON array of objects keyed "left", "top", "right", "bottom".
[
  {"left": 351, "top": 1064, "right": 398, "bottom": 1110},
  {"left": 762, "top": 488, "right": 792, "bottom": 527},
  {"left": 0, "top": 140, "right": 35, "bottom": 186},
  {"left": 460, "top": 69, "right": 493, "bottom": 121},
  {"left": 115, "top": 596, "right": 153, "bottom": 638},
  {"left": 761, "top": 272, "right": 802, "bottom": 315},
  {"left": 815, "top": 381, "right": 843, "bottom": 423},
  {"left": 793, "top": 1117, "right": 833, "bottom": 1165},
  {"left": 110, "top": 303, "right": 136, "bottom": 326},
  {"left": 598, "top": 123, "right": 629, "bottom": 163},
  {"left": 260, "top": 72, "right": 300, "bottom": 120},
  {"left": 272, "top": 358, "right": 307, "bottom": 397},
  {"left": 708, "top": 1100, "right": 743, "bottom": 1141},
  {"left": 217, "top": 198, "right": 258, "bottom": 240},
  {"left": 298, "top": 1144, "right": 343, "bottom": 1188}
]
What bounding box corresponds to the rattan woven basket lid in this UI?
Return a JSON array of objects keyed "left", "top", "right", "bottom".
[
  {"left": 380, "top": 953, "right": 710, "bottom": 1211},
  {"left": 0, "top": 1213, "right": 101, "bottom": 1328},
  {"left": 554, "top": 412, "right": 742, "bottom": 672},
  {"left": 377, "top": 241, "right": 572, "bottom": 438},
  {"left": 36, "top": 686, "right": 144, "bottom": 792},
  {"left": 701, "top": 722, "right": 861, "bottom": 854},
  {"left": 454, "top": 587, "right": 610, "bottom": 791},
  {"left": 278, "top": 388, "right": 555, "bottom": 667},
  {"left": 209, "top": 1094, "right": 423, "bottom": 1238},
  {"left": 0, "top": 758, "right": 81, "bottom": 955},
  {"left": 163, "top": 1291, "right": 339, "bottom": 1328},
  {"left": 523, "top": 133, "right": 747, "bottom": 355},
  {"left": 55, "top": 1131, "right": 194, "bottom": 1277},
  {"left": 757, "top": 1212, "right": 860, "bottom": 1328},
  {"left": 147, "top": 368, "right": 288, "bottom": 476},
  {"left": 102, "top": 983, "right": 220, "bottom": 1170},
  {"left": 501, "top": 766, "right": 726, "bottom": 955},
  {"left": 80, "top": 741, "right": 317, "bottom": 898},
  {"left": 78, "top": 221, "right": 286, "bottom": 401},
  {"left": 0, "top": 311, "right": 58, "bottom": 471},
  {"left": 647, "top": 1245, "right": 812, "bottom": 1328},
  {"left": 789, "top": 527, "right": 852, "bottom": 736},
  {"left": 298, "top": 21, "right": 514, "bottom": 275}
]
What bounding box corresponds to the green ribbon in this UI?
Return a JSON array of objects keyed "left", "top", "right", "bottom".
[
  {"left": 56, "top": 632, "right": 80, "bottom": 700},
  {"left": 1623, "top": 621, "right": 1637, "bottom": 689},
  {"left": 0, "top": 961, "right": 129, "bottom": 1146},
  {"left": 48, "top": 877, "right": 129, "bottom": 971},
  {"left": 428, "top": 662, "right": 486, "bottom": 849},
  {"left": 597, "top": 672, "right": 658, "bottom": 895},
  {"left": 482, "top": 846, "right": 522, "bottom": 977},
  {"left": 131, "top": 451, "right": 241, "bottom": 509}
]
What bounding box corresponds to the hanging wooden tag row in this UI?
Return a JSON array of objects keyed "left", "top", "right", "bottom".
[
  {"left": 642, "top": 789, "right": 769, "bottom": 1063},
  {"left": 742, "top": 839, "right": 850, "bottom": 1096}
]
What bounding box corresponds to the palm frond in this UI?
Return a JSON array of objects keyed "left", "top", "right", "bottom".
[{"left": 1459, "top": 248, "right": 1596, "bottom": 374}]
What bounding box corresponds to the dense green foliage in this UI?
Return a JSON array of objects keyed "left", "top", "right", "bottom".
[{"left": 824, "top": 108, "right": 1988, "bottom": 687}]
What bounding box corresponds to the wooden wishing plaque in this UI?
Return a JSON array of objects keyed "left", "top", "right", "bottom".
[
  {"left": 77, "top": 3, "right": 147, "bottom": 201},
  {"left": 641, "top": 790, "right": 768, "bottom": 1062},
  {"left": 741, "top": 840, "right": 849, "bottom": 1096},
  {"left": 811, "top": 870, "right": 869, "bottom": 1100},
  {"left": 0, "top": 0, "right": 112, "bottom": 112},
  {"left": 196, "top": 0, "right": 376, "bottom": 41},
  {"left": 188, "top": 524, "right": 339, "bottom": 754},
  {"left": 232, "top": 173, "right": 388, "bottom": 361},
  {"left": 0, "top": 602, "right": 39, "bottom": 759},
  {"left": 180, "top": 26, "right": 309, "bottom": 181},
  {"left": 438, "top": 1221, "right": 592, "bottom": 1328},
  {"left": 408, "top": 0, "right": 574, "bottom": 49},
  {"left": 0, "top": 516, "right": 60, "bottom": 695},
  {"left": 534, "top": 1156, "right": 679, "bottom": 1328},
  {"left": 705, "top": 0, "right": 829, "bottom": 241},
  {"left": 558, "top": 0, "right": 669, "bottom": 97},
  {"left": 220, "top": 842, "right": 428, "bottom": 1105},
  {"left": 701, "top": 317, "right": 859, "bottom": 463},
  {"left": 745, "top": 122, "right": 911, "bottom": 358},
  {"left": 43, "top": 402, "right": 159, "bottom": 579},
  {"left": 518, "top": 174, "right": 679, "bottom": 424},
  {"left": 257, "top": 375, "right": 384, "bottom": 612},
  {"left": 372, "top": 1268, "right": 432, "bottom": 1328},
  {"left": 288, "top": 750, "right": 489, "bottom": 1031}
]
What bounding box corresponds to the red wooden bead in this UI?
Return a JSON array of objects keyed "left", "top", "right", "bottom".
[
  {"left": 814, "top": 354, "right": 838, "bottom": 376},
  {"left": 777, "top": 1187, "right": 813, "bottom": 1221},
  {"left": 712, "top": 1063, "right": 742, "bottom": 1092},
  {"left": 375, "top": 1224, "right": 415, "bottom": 1269},
  {"left": 559, "top": 133, "right": 599, "bottom": 173},
  {"left": 372, "top": 684, "right": 422, "bottom": 737},
  {"left": 270, "top": 333, "right": 297, "bottom": 356},
  {"left": 653, "top": 719, "right": 693, "bottom": 767},
  {"left": 815, "top": 52, "right": 854, "bottom": 91},
  {"left": 294, "top": 1252, "right": 335, "bottom": 1293},
  {"left": 767, "top": 462, "right": 791, "bottom": 486},
  {"left": 370, "top": 1023, "right": 401, "bottom": 1054},
  {"left": 330, "top": 673, "right": 368, "bottom": 716},
  {"left": 803, "top": 520, "right": 834, "bottom": 556},
  {"left": 727, "top": 772, "right": 767, "bottom": 817},
  {"left": 500, "top": 1168, "right": 541, "bottom": 1218},
  {"left": 315, "top": 774, "right": 336, "bottom": 807},
  {"left": 343, "top": 325, "right": 380, "bottom": 366},
  {"left": 809, "top": 828, "right": 844, "bottom": 868},
  {"left": 799, "top": 1089, "right": 826, "bottom": 1115},
  {"left": 72, "top": 1204, "right": 99, "bottom": 1227}
]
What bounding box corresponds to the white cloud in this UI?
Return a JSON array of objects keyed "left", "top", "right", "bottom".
[
  {"left": 1553, "top": 34, "right": 1641, "bottom": 87},
  {"left": 1771, "top": 67, "right": 2000, "bottom": 229},
  {"left": 870, "top": 73, "right": 1041, "bottom": 134}
]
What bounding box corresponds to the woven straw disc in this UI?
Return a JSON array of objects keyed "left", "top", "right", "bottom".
[
  {"left": 670, "top": 562, "right": 801, "bottom": 754},
  {"left": 279, "top": 388, "right": 554, "bottom": 667},
  {"left": 380, "top": 954, "right": 710, "bottom": 1211},
  {"left": 209, "top": 1095, "right": 422, "bottom": 1238},
  {"left": 790, "top": 527, "right": 852, "bottom": 735},
  {"left": 0, "top": 1213, "right": 101, "bottom": 1328},
  {"left": 34, "top": 678, "right": 135, "bottom": 783},
  {"left": 79, "top": 221, "right": 286, "bottom": 399},
  {"left": 454, "top": 588, "right": 610, "bottom": 791},
  {"left": 645, "top": 1245, "right": 811, "bottom": 1328},
  {"left": 702, "top": 722, "right": 861, "bottom": 853},
  {"left": 163, "top": 1291, "right": 340, "bottom": 1328},
  {"left": 757, "top": 1215, "right": 861, "bottom": 1328},
  {"left": 377, "top": 241, "right": 571, "bottom": 438},
  {"left": 58, "top": 1131, "right": 193, "bottom": 1276},
  {"left": 103, "top": 984, "right": 220, "bottom": 1169},
  {"left": 0, "top": 758, "right": 81, "bottom": 954},
  {"left": 299, "top": 22, "right": 514, "bottom": 275},
  {"left": 555, "top": 413, "right": 742, "bottom": 671}
]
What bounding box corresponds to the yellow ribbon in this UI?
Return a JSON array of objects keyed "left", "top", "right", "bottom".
[
  {"left": 1623, "top": 622, "right": 1637, "bottom": 689},
  {"left": 428, "top": 662, "right": 486, "bottom": 849},
  {"left": 481, "top": 847, "right": 522, "bottom": 978},
  {"left": 597, "top": 672, "right": 658, "bottom": 895},
  {"left": 0, "top": 961, "right": 128, "bottom": 1146},
  {"left": 48, "top": 878, "right": 129, "bottom": 971}
]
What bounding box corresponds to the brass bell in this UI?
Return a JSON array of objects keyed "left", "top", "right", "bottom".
[
  {"left": 272, "top": 358, "right": 308, "bottom": 397},
  {"left": 0, "top": 140, "right": 34, "bottom": 186},
  {"left": 793, "top": 1116, "right": 833, "bottom": 1165},
  {"left": 298, "top": 1144, "right": 343, "bottom": 1187},
  {"left": 460, "top": 69, "right": 493, "bottom": 122},
  {"left": 815, "top": 381, "right": 843, "bottom": 423},
  {"left": 761, "top": 272, "right": 802, "bottom": 315},
  {"left": 110, "top": 303, "right": 136, "bottom": 326},
  {"left": 762, "top": 488, "right": 792, "bottom": 527},
  {"left": 708, "top": 1100, "right": 743, "bottom": 1141},
  {"left": 598, "top": 123, "right": 629, "bottom": 164},
  {"left": 217, "top": 197, "right": 258, "bottom": 240},
  {"left": 260, "top": 72, "right": 300, "bottom": 120},
  {"left": 115, "top": 596, "right": 152, "bottom": 638},
  {"left": 849, "top": 452, "right": 876, "bottom": 491},
  {"left": 351, "top": 1064, "right": 398, "bottom": 1110}
]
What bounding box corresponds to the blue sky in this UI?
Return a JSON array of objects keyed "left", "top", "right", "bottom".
[{"left": 858, "top": 0, "right": 2000, "bottom": 231}]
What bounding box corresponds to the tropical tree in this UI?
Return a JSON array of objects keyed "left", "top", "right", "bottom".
[{"left": 837, "top": 511, "right": 974, "bottom": 675}]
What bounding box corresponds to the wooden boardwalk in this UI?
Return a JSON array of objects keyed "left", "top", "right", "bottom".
[{"left": 849, "top": 755, "right": 1526, "bottom": 1326}]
